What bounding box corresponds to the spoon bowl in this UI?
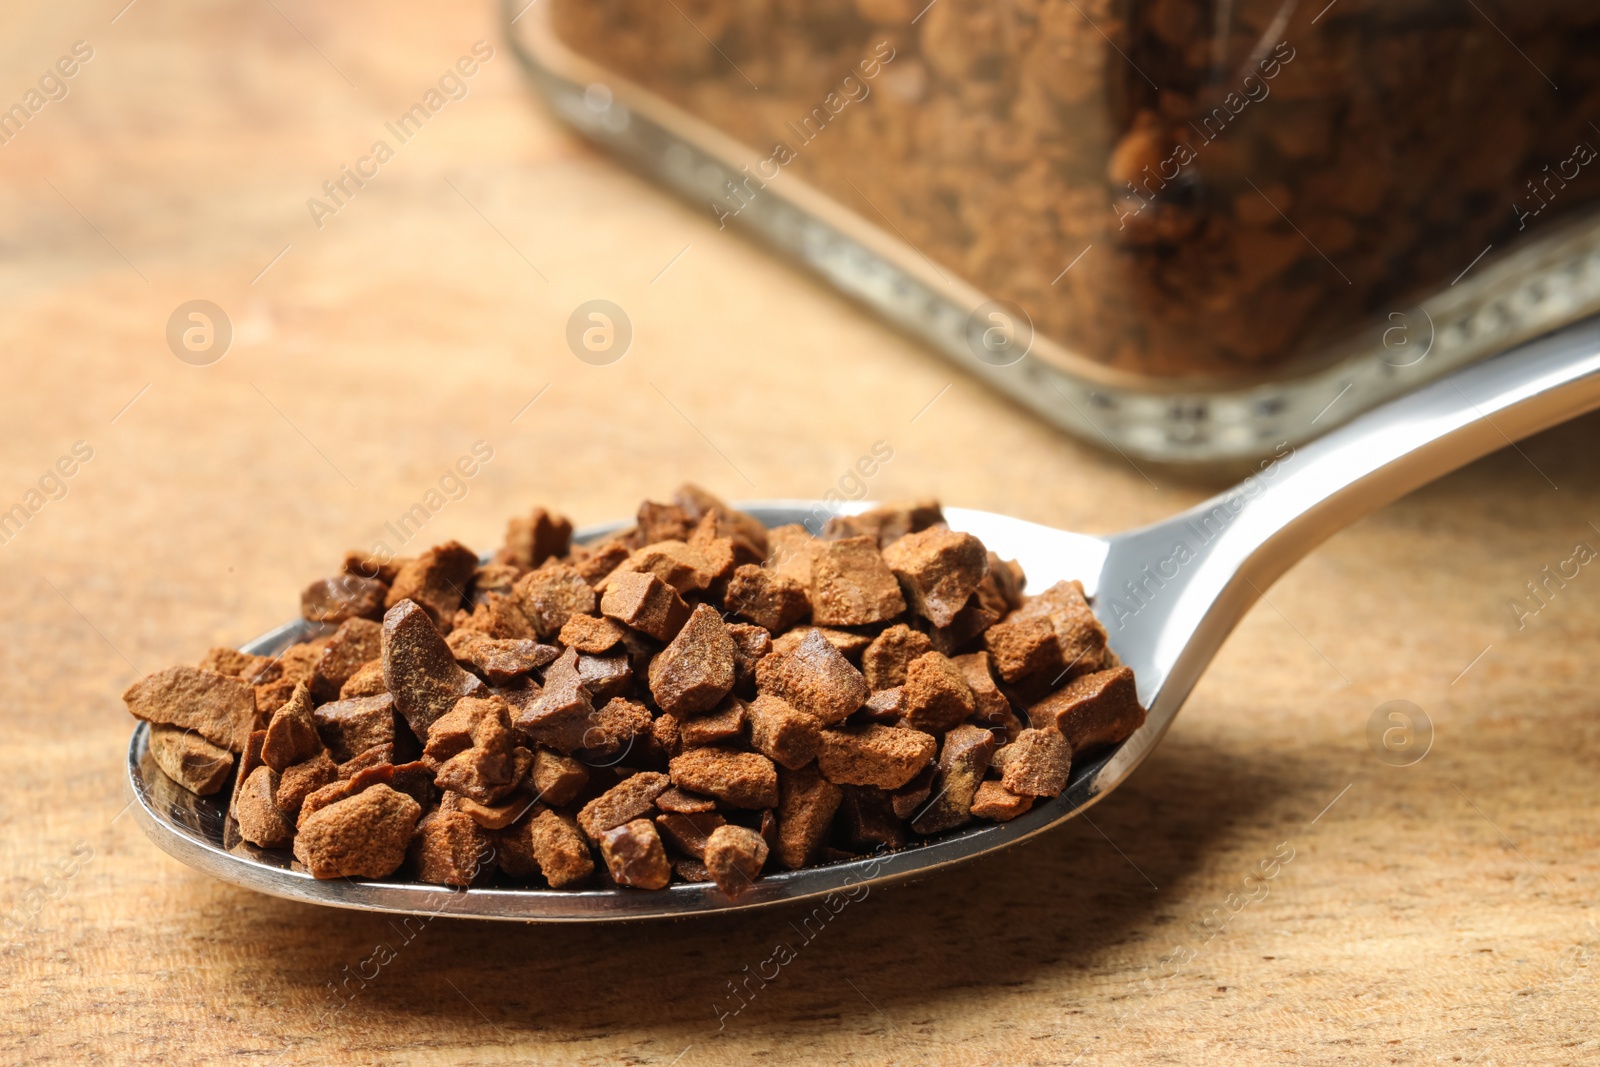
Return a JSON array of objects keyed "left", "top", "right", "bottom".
[{"left": 127, "top": 315, "right": 1600, "bottom": 920}]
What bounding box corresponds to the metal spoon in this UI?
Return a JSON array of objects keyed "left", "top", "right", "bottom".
[{"left": 126, "top": 316, "right": 1600, "bottom": 921}]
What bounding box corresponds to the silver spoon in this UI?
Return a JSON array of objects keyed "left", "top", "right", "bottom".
[{"left": 127, "top": 316, "right": 1600, "bottom": 921}]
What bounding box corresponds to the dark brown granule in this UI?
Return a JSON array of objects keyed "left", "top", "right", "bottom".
[
  {"left": 647, "top": 712, "right": 682, "bottom": 760},
  {"left": 312, "top": 692, "right": 397, "bottom": 763},
  {"left": 198, "top": 646, "right": 275, "bottom": 682},
  {"left": 234, "top": 765, "right": 293, "bottom": 848},
  {"left": 275, "top": 751, "right": 339, "bottom": 817},
  {"left": 578, "top": 697, "right": 653, "bottom": 760},
  {"left": 677, "top": 484, "right": 768, "bottom": 552},
  {"left": 147, "top": 724, "right": 234, "bottom": 796},
  {"left": 654, "top": 810, "right": 726, "bottom": 860},
  {"left": 983, "top": 614, "right": 1063, "bottom": 685},
  {"left": 909, "top": 724, "right": 997, "bottom": 835},
  {"left": 1027, "top": 666, "right": 1145, "bottom": 754},
  {"left": 775, "top": 763, "right": 842, "bottom": 869},
  {"left": 515, "top": 563, "right": 598, "bottom": 639},
  {"left": 338, "top": 661, "right": 387, "bottom": 699},
  {"left": 970, "top": 780, "right": 1034, "bottom": 822},
  {"left": 859, "top": 686, "right": 905, "bottom": 723},
  {"left": 499, "top": 507, "right": 574, "bottom": 570},
  {"left": 755, "top": 628, "right": 868, "bottom": 725},
  {"left": 559, "top": 613, "right": 626, "bottom": 653},
  {"left": 577, "top": 771, "right": 671, "bottom": 841},
  {"left": 901, "top": 652, "right": 977, "bottom": 734},
  {"left": 572, "top": 538, "right": 633, "bottom": 586},
  {"left": 498, "top": 809, "right": 593, "bottom": 888},
  {"left": 881, "top": 527, "right": 988, "bottom": 629},
  {"left": 453, "top": 592, "right": 537, "bottom": 641},
  {"left": 296, "top": 776, "right": 357, "bottom": 827},
  {"left": 345, "top": 760, "right": 435, "bottom": 811},
  {"left": 703, "top": 824, "right": 769, "bottom": 896},
  {"left": 647, "top": 603, "right": 736, "bottom": 716},
  {"left": 860, "top": 623, "right": 934, "bottom": 692},
  {"left": 952, "top": 651, "right": 1021, "bottom": 739},
  {"left": 765, "top": 524, "right": 821, "bottom": 586},
  {"left": 261, "top": 683, "right": 322, "bottom": 771},
  {"left": 385, "top": 541, "right": 479, "bottom": 633},
  {"left": 668, "top": 747, "right": 779, "bottom": 809},
  {"left": 822, "top": 502, "right": 944, "bottom": 548},
  {"left": 511, "top": 647, "right": 593, "bottom": 754},
  {"left": 423, "top": 695, "right": 517, "bottom": 804},
  {"left": 576, "top": 651, "right": 633, "bottom": 701},
  {"left": 769, "top": 625, "right": 872, "bottom": 662},
  {"left": 837, "top": 786, "right": 906, "bottom": 851},
  {"left": 492, "top": 809, "right": 545, "bottom": 880},
  {"left": 599, "top": 569, "right": 692, "bottom": 641},
  {"left": 672, "top": 856, "right": 712, "bottom": 884},
  {"left": 294, "top": 783, "right": 421, "bottom": 879},
  {"left": 890, "top": 766, "right": 934, "bottom": 821},
  {"left": 382, "top": 599, "right": 487, "bottom": 742},
  {"left": 342, "top": 550, "right": 404, "bottom": 588},
  {"left": 229, "top": 728, "right": 266, "bottom": 817},
  {"left": 725, "top": 621, "right": 771, "bottom": 694},
  {"left": 724, "top": 563, "right": 810, "bottom": 632},
  {"left": 472, "top": 564, "right": 521, "bottom": 600},
  {"left": 685, "top": 514, "right": 743, "bottom": 586},
  {"left": 816, "top": 724, "right": 936, "bottom": 789},
  {"left": 810, "top": 536, "right": 907, "bottom": 627},
  {"left": 601, "top": 818, "right": 671, "bottom": 890},
  {"left": 926, "top": 598, "right": 1003, "bottom": 658},
  {"left": 655, "top": 786, "right": 718, "bottom": 815},
  {"left": 636, "top": 500, "right": 694, "bottom": 544},
  {"left": 744, "top": 693, "right": 822, "bottom": 770},
  {"left": 999, "top": 729, "right": 1073, "bottom": 798},
  {"left": 446, "top": 630, "right": 559, "bottom": 685},
  {"left": 410, "top": 808, "right": 492, "bottom": 886},
  {"left": 311, "top": 617, "right": 384, "bottom": 701},
  {"left": 1011, "top": 580, "right": 1109, "bottom": 679},
  {"left": 124, "top": 666, "right": 257, "bottom": 753},
  {"left": 301, "top": 574, "right": 387, "bottom": 624},
  {"left": 604, "top": 540, "right": 717, "bottom": 595},
  {"left": 338, "top": 744, "right": 395, "bottom": 780},
  {"left": 530, "top": 749, "right": 589, "bottom": 806},
  {"left": 678, "top": 696, "right": 747, "bottom": 747},
  {"left": 455, "top": 794, "right": 534, "bottom": 830}
]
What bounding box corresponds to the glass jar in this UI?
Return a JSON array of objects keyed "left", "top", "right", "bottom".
[{"left": 507, "top": 0, "right": 1600, "bottom": 466}]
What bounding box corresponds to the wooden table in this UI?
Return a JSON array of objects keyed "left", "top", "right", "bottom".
[{"left": 2, "top": 2, "right": 1596, "bottom": 1063}]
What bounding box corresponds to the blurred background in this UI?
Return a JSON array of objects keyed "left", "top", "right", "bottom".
[{"left": 1, "top": 2, "right": 1596, "bottom": 1064}]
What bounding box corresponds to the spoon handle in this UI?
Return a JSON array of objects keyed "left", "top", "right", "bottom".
[{"left": 1103, "top": 315, "right": 1600, "bottom": 729}]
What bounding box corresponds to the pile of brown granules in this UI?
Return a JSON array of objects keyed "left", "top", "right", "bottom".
[{"left": 125, "top": 487, "right": 1144, "bottom": 896}]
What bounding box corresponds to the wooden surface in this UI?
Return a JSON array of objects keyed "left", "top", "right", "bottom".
[{"left": 2, "top": 2, "right": 1598, "bottom": 1064}]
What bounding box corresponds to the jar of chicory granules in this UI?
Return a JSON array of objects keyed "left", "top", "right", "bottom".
[{"left": 509, "top": 0, "right": 1600, "bottom": 466}]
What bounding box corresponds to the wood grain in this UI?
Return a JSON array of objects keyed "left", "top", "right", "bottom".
[{"left": 0, "top": 2, "right": 1596, "bottom": 1064}]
